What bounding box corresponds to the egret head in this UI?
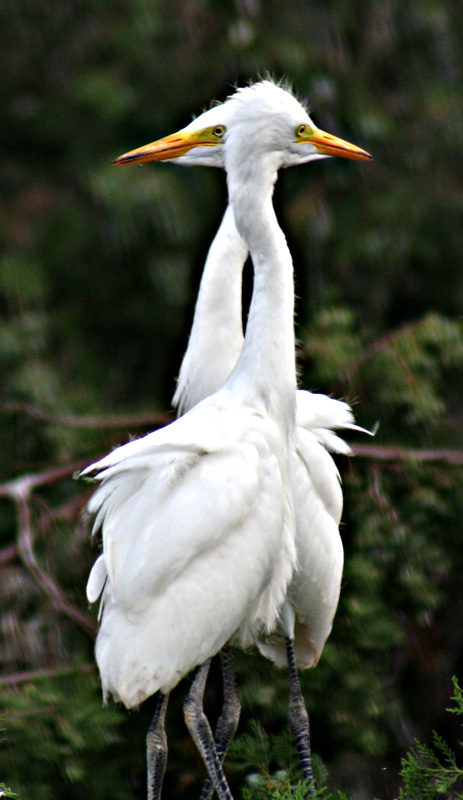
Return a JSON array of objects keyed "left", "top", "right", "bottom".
[
  {"left": 113, "top": 80, "right": 371, "bottom": 169},
  {"left": 112, "top": 101, "right": 232, "bottom": 168}
]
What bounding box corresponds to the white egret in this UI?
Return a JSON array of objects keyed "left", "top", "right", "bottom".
[
  {"left": 116, "top": 84, "right": 371, "bottom": 795},
  {"left": 172, "top": 209, "right": 368, "bottom": 800},
  {"left": 85, "top": 80, "right": 371, "bottom": 800}
]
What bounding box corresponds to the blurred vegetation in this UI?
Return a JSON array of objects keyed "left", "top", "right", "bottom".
[
  {"left": 1, "top": 0, "right": 463, "bottom": 797},
  {"left": 228, "top": 677, "right": 463, "bottom": 799}
]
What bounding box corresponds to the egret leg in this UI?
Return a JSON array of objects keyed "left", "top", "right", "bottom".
[
  {"left": 146, "top": 691, "right": 169, "bottom": 800},
  {"left": 285, "top": 637, "right": 314, "bottom": 798},
  {"left": 199, "top": 646, "right": 241, "bottom": 800},
  {"left": 184, "top": 659, "right": 234, "bottom": 800}
]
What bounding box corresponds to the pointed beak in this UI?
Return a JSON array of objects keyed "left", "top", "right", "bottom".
[
  {"left": 113, "top": 129, "right": 219, "bottom": 165},
  {"left": 300, "top": 127, "right": 372, "bottom": 161}
]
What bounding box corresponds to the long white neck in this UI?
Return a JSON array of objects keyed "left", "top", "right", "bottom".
[
  {"left": 173, "top": 205, "right": 248, "bottom": 415},
  {"left": 225, "top": 153, "right": 297, "bottom": 426}
]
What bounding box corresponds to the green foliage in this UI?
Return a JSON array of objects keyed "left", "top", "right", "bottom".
[
  {"left": 301, "top": 309, "right": 463, "bottom": 441},
  {"left": 228, "top": 720, "right": 324, "bottom": 800},
  {"left": 295, "top": 308, "right": 463, "bottom": 768},
  {"left": 448, "top": 676, "right": 463, "bottom": 716},
  {"left": 396, "top": 677, "right": 463, "bottom": 799},
  {"left": 398, "top": 734, "right": 463, "bottom": 800},
  {"left": 361, "top": 314, "right": 463, "bottom": 432},
  {"left": 0, "top": 670, "right": 132, "bottom": 800},
  {"left": 0, "top": 784, "right": 20, "bottom": 800},
  {"left": 229, "top": 680, "right": 463, "bottom": 799},
  {"left": 228, "top": 721, "right": 310, "bottom": 783},
  {"left": 241, "top": 779, "right": 315, "bottom": 800}
]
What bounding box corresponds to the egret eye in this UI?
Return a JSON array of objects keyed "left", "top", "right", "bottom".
[
  {"left": 213, "top": 125, "right": 226, "bottom": 138},
  {"left": 296, "top": 123, "right": 309, "bottom": 137}
]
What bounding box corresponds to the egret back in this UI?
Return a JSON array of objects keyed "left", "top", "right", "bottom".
[{"left": 85, "top": 391, "right": 296, "bottom": 707}]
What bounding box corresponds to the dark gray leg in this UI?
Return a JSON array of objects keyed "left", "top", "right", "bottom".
[
  {"left": 147, "top": 691, "right": 169, "bottom": 800},
  {"left": 286, "top": 637, "right": 314, "bottom": 797},
  {"left": 199, "top": 646, "right": 241, "bottom": 800},
  {"left": 184, "top": 659, "right": 234, "bottom": 800}
]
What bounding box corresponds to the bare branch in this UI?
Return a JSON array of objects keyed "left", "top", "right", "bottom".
[
  {"left": 1, "top": 400, "right": 172, "bottom": 430},
  {"left": 0, "top": 662, "right": 96, "bottom": 688},
  {"left": 1, "top": 435, "right": 462, "bottom": 652},
  {"left": 0, "top": 459, "right": 91, "bottom": 499},
  {"left": 0, "top": 463, "right": 96, "bottom": 637},
  {"left": 351, "top": 442, "right": 463, "bottom": 465},
  {"left": 14, "top": 493, "right": 96, "bottom": 635},
  {"left": 0, "top": 543, "right": 18, "bottom": 564}
]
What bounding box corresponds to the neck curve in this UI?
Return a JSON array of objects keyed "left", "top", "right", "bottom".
[
  {"left": 225, "top": 152, "right": 297, "bottom": 425},
  {"left": 173, "top": 206, "right": 247, "bottom": 415}
]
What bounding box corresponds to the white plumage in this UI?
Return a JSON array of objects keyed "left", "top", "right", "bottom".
[
  {"left": 85, "top": 81, "right": 371, "bottom": 716},
  {"left": 173, "top": 211, "right": 365, "bottom": 669},
  {"left": 162, "top": 106, "right": 369, "bottom": 670},
  {"left": 85, "top": 396, "right": 295, "bottom": 707}
]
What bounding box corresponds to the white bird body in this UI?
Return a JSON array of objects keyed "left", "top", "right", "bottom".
[
  {"left": 86, "top": 80, "right": 371, "bottom": 714},
  {"left": 86, "top": 390, "right": 295, "bottom": 707},
  {"left": 266, "top": 418, "right": 344, "bottom": 667},
  {"left": 172, "top": 206, "right": 360, "bottom": 670},
  {"left": 85, "top": 82, "right": 302, "bottom": 709}
]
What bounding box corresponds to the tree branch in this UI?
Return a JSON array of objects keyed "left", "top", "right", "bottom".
[
  {"left": 0, "top": 462, "right": 96, "bottom": 636},
  {"left": 351, "top": 442, "right": 463, "bottom": 465},
  {"left": 1, "top": 400, "right": 172, "bottom": 430},
  {"left": 0, "top": 662, "right": 96, "bottom": 688},
  {"left": 0, "top": 460, "right": 91, "bottom": 499}
]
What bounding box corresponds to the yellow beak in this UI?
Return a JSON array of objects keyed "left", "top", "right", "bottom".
[
  {"left": 113, "top": 124, "right": 372, "bottom": 165},
  {"left": 113, "top": 129, "right": 219, "bottom": 165},
  {"left": 301, "top": 127, "right": 372, "bottom": 161}
]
